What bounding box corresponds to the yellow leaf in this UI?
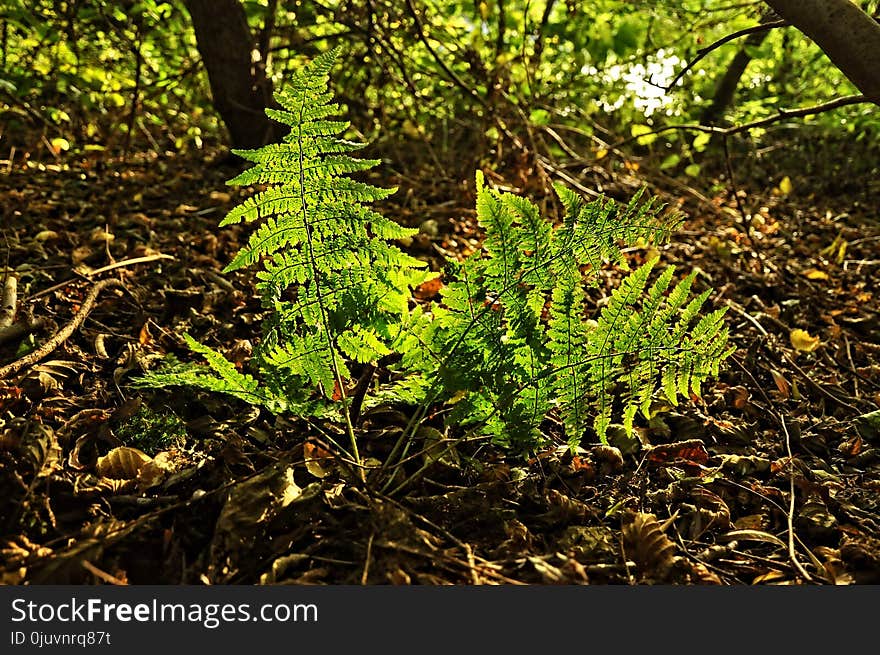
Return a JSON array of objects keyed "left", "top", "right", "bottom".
[
  {"left": 777, "top": 176, "right": 793, "bottom": 196},
  {"left": 96, "top": 447, "right": 152, "bottom": 480},
  {"left": 803, "top": 268, "right": 829, "bottom": 280},
  {"left": 790, "top": 328, "right": 821, "bottom": 353},
  {"left": 630, "top": 124, "right": 657, "bottom": 145},
  {"left": 50, "top": 137, "right": 70, "bottom": 153},
  {"left": 595, "top": 148, "right": 608, "bottom": 160}
]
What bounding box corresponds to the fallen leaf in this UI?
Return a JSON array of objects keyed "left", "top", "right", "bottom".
[
  {"left": 96, "top": 447, "right": 152, "bottom": 480},
  {"left": 790, "top": 328, "right": 821, "bottom": 352},
  {"left": 770, "top": 369, "right": 790, "bottom": 398},
  {"left": 209, "top": 191, "right": 231, "bottom": 203},
  {"left": 413, "top": 276, "right": 443, "bottom": 300},
  {"left": 645, "top": 439, "right": 709, "bottom": 466},
  {"left": 622, "top": 512, "right": 677, "bottom": 578},
  {"left": 34, "top": 230, "right": 60, "bottom": 242},
  {"left": 50, "top": 137, "right": 70, "bottom": 153},
  {"left": 776, "top": 175, "right": 793, "bottom": 196},
  {"left": 802, "top": 269, "right": 829, "bottom": 281},
  {"left": 303, "top": 441, "right": 333, "bottom": 479}
]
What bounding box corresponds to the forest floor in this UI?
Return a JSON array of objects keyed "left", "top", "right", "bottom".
[{"left": 1, "top": 139, "right": 878, "bottom": 585}]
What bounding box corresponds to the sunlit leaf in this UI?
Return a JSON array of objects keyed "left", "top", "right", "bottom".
[{"left": 790, "top": 328, "right": 821, "bottom": 352}]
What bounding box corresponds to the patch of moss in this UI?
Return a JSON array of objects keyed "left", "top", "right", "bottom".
[{"left": 116, "top": 404, "right": 187, "bottom": 456}]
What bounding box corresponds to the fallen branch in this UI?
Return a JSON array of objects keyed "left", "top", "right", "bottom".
[
  {"left": 0, "top": 275, "right": 16, "bottom": 327},
  {"left": 26, "top": 253, "right": 173, "bottom": 302},
  {"left": 84, "top": 253, "right": 174, "bottom": 278},
  {"left": 0, "top": 318, "right": 46, "bottom": 347},
  {"left": 0, "top": 279, "right": 125, "bottom": 380}
]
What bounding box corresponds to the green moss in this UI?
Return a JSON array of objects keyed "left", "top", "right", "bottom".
[{"left": 116, "top": 405, "right": 187, "bottom": 456}]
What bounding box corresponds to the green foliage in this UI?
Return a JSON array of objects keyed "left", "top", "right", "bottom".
[
  {"left": 1, "top": 0, "right": 212, "bottom": 152},
  {"left": 141, "top": 49, "right": 730, "bottom": 459},
  {"left": 140, "top": 48, "right": 433, "bottom": 421},
  {"left": 395, "top": 172, "right": 732, "bottom": 449}
]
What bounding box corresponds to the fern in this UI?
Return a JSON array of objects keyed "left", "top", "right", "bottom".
[
  {"left": 140, "top": 49, "right": 731, "bottom": 469},
  {"left": 401, "top": 172, "right": 731, "bottom": 449},
  {"left": 139, "top": 48, "right": 433, "bottom": 468}
]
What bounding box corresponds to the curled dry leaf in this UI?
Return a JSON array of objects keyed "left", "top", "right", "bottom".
[
  {"left": 622, "top": 512, "right": 677, "bottom": 578},
  {"left": 303, "top": 441, "right": 333, "bottom": 479},
  {"left": 591, "top": 444, "right": 624, "bottom": 470},
  {"left": 770, "top": 368, "right": 790, "bottom": 398},
  {"left": 95, "top": 446, "right": 152, "bottom": 480}
]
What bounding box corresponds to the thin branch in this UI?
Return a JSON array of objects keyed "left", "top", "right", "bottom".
[
  {"left": 611, "top": 94, "right": 870, "bottom": 149},
  {"left": 0, "top": 279, "right": 125, "bottom": 380},
  {"left": 666, "top": 19, "right": 789, "bottom": 92},
  {"left": 781, "top": 416, "right": 816, "bottom": 583}
]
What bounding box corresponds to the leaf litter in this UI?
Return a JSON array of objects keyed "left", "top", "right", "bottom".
[{"left": 0, "top": 143, "right": 878, "bottom": 585}]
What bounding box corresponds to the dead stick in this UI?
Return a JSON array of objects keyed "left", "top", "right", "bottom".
[
  {"left": 0, "top": 318, "right": 45, "bottom": 346},
  {"left": 0, "top": 274, "right": 15, "bottom": 328},
  {"left": 85, "top": 253, "right": 173, "bottom": 277},
  {"left": 25, "top": 254, "right": 173, "bottom": 303},
  {"left": 0, "top": 279, "right": 125, "bottom": 380}
]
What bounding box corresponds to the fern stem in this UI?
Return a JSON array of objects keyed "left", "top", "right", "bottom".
[{"left": 294, "top": 93, "right": 364, "bottom": 482}]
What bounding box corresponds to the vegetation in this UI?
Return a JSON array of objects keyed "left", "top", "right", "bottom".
[{"left": 1, "top": 1, "right": 878, "bottom": 586}]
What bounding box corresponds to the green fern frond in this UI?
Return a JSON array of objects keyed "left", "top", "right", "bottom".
[
  {"left": 418, "top": 173, "right": 730, "bottom": 450},
  {"left": 139, "top": 47, "right": 432, "bottom": 463}
]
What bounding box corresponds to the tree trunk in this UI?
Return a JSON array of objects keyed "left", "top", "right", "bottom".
[
  {"left": 184, "top": 0, "right": 280, "bottom": 148},
  {"left": 763, "top": 0, "right": 880, "bottom": 104}
]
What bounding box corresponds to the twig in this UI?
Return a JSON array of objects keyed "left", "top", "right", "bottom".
[
  {"left": 780, "top": 416, "right": 815, "bottom": 583},
  {"left": 361, "top": 532, "right": 374, "bottom": 585},
  {"left": 464, "top": 543, "right": 482, "bottom": 584},
  {"left": 844, "top": 336, "right": 860, "bottom": 399},
  {"left": 85, "top": 253, "right": 174, "bottom": 277},
  {"left": 665, "top": 20, "right": 789, "bottom": 92},
  {"left": 724, "top": 299, "right": 769, "bottom": 337},
  {"left": 82, "top": 560, "right": 128, "bottom": 585},
  {"left": 611, "top": 95, "right": 870, "bottom": 149},
  {"left": 0, "top": 279, "right": 125, "bottom": 380},
  {"left": 25, "top": 254, "right": 173, "bottom": 302},
  {"left": 0, "top": 274, "right": 15, "bottom": 327}
]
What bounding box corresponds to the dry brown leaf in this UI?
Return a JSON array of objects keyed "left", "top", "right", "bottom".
[
  {"left": 303, "top": 441, "right": 332, "bottom": 479},
  {"left": 413, "top": 276, "right": 444, "bottom": 300},
  {"left": 645, "top": 439, "right": 709, "bottom": 467},
  {"left": 95, "top": 447, "right": 152, "bottom": 480},
  {"left": 622, "top": 512, "right": 677, "bottom": 578},
  {"left": 770, "top": 369, "right": 790, "bottom": 398}
]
